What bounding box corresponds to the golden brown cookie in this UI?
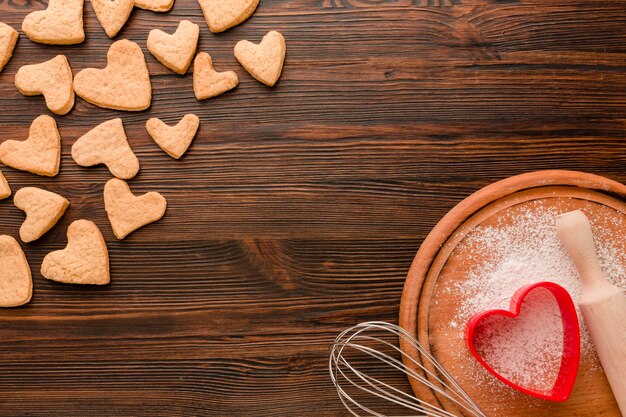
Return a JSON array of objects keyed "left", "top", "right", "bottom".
[
  {"left": 135, "top": 0, "right": 174, "bottom": 12},
  {"left": 14, "top": 187, "right": 69, "bottom": 243},
  {"left": 72, "top": 118, "right": 139, "bottom": 179},
  {"left": 74, "top": 40, "right": 151, "bottom": 111},
  {"left": 147, "top": 20, "right": 199, "bottom": 74},
  {"left": 0, "top": 235, "right": 32, "bottom": 307},
  {"left": 22, "top": 0, "right": 84, "bottom": 45},
  {"left": 193, "top": 52, "right": 238, "bottom": 100},
  {"left": 234, "top": 31, "right": 286, "bottom": 87},
  {"left": 0, "top": 115, "right": 61, "bottom": 177},
  {"left": 146, "top": 114, "right": 199, "bottom": 159},
  {"left": 104, "top": 178, "right": 167, "bottom": 239},
  {"left": 41, "top": 220, "right": 110, "bottom": 285},
  {"left": 198, "top": 0, "right": 258, "bottom": 33},
  {"left": 0, "top": 170, "right": 10, "bottom": 200},
  {"left": 15, "top": 55, "right": 75, "bottom": 115},
  {"left": 0, "top": 23, "right": 18, "bottom": 73},
  {"left": 91, "top": 0, "right": 134, "bottom": 38}
]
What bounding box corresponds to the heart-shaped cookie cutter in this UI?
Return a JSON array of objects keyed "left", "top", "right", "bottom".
[{"left": 466, "top": 281, "right": 580, "bottom": 402}]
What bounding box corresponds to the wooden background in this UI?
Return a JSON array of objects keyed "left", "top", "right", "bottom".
[{"left": 0, "top": 0, "right": 625, "bottom": 415}]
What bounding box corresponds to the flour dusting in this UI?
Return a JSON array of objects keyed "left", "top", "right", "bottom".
[
  {"left": 471, "top": 288, "right": 563, "bottom": 392},
  {"left": 451, "top": 202, "right": 626, "bottom": 389}
]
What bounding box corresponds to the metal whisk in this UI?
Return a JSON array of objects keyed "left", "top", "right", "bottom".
[{"left": 329, "top": 321, "right": 487, "bottom": 417}]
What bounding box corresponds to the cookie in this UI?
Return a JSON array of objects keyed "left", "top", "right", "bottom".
[
  {"left": 91, "top": 0, "right": 134, "bottom": 38},
  {"left": 14, "top": 187, "right": 69, "bottom": 243},
  {"left": 41, "top": 220, "right": 109, "bottom": 285},
  {"left": 22, "top": 0, "right": 84, "bottom": 45},
  {"left": 104, "top": 178, "right": 167, "bottom": 239},
  {"left": 15, "top": 55, "right": 75, "bottom": 115},
  {"left": 0, "top": 115, "right": 61, "bottom": 177},
  {"left": 0, "top": 170, "right": 10, "bottom": 200},
  {"left": 135, "top": 0, "right": 174, "bottom": 12},
  {"left": 193, "top": 52, "right": 238, "bottom": 100},
  {"left": 72, "top": 118, "right": 139, "bottom": 180},
  {"left": 198, "top": 0, "right": 259, "bottom": 33},
  {"left": 234, "top": 31, "right": 286, "bottom": 87},
  {"left": 0, "top": 23, "right": 19, "bottom": 73},
  {"left": 146, "top": 114, "right": 199, "bottom": 159},
  {"left": 74, "top": 39, "right": 151, "bottom": 111},
  {"left": 147, "top": 20, "right": 199, "bottom": 75},
  {"left": 0, "top": 235, "right": 32, "bottom": 307}
]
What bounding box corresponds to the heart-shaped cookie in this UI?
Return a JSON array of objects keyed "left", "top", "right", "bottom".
[
  {"left": 198, "top": 0, "right": 259, "bottom": 33},
  {"left": 14, "top": 187, "right": 69, "bottom": 243},
  {"left": 0, "top": 170, "right": 10, "bottom": 200},
  {"left": 0, "top": 115, "right": 61, "bottom": 177},
  {"left": 135, "top": 0, "right": 174, "bottom": 12},
  {"left": 72, "top": 118, "right": 139, "bottom": 179},
  {"left": 22, "top": 0, "right": 85, "bottom": 45},
  {"left": 74, "top": 39, "right": 151, "bottom": 111},
  {"left": 193, "top": 52, "right": 238, "bottom": 100},
  {"left": 466, "top": 282, "right": 580, "bottom": 402},
  {"left": 90, "top": 0, "right": 134, "bottom": 38},
  {"left": 15, "top": 55, "right": 75, "bottom": 115},
  {"left": 147, "top": 20, "right": 199, "bottom": 74},
  {"left": 146, "top": 114, "right": 199, "bottom": 159},
  {"left": 0, "top": 235, "right": 32, "bottom": 307},
  {"left": 0, "top": 23, "right": 18, "bottom": 73},
  {"left": 41, "top": 220, "right": 110, "bottom": 285},
  {"left": 104, "top": 178, "right": 167, "bottom": 239},
  {"left": 234, "top": 31, "right": 286, "bottom": 87}
]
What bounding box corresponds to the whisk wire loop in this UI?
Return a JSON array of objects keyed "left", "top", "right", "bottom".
[
  {"left": 330, "top": 321, "right": 487, "bottom": 417},
  {"left": 337, "top": 342, "right": 458, "bottom": 416}
]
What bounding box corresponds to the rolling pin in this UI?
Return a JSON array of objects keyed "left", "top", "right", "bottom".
[{"left": 556, "top": 210, "right": 626, "bottom": 416}]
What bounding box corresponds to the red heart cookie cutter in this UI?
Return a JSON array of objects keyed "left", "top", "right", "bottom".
[{"left": 466, "top": 282, "right": 580, "bottom": 402}]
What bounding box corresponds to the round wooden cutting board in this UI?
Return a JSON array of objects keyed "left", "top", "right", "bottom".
[{"left": 399, "top": 171, "right": 626, "bottom": 417}]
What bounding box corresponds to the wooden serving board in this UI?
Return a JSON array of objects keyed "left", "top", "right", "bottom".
[{"left": 399, "top": 170, "right": 626, "bottom": 417}]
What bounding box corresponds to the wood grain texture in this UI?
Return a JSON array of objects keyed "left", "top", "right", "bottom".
[{"left": 0, "top": 0, "right": 624, "bottom": 415}]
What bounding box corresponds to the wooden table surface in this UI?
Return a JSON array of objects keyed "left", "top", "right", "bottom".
[{"left": 0, "top": 0, "right": 625, "bottom": 415}]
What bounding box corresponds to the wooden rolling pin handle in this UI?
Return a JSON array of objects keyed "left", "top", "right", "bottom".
[
  {"left": 556, "top": 209, "right": 626, "bottom": 416},
  {"left": 555, "top": 210, "right": 605, "bottom": 287}
]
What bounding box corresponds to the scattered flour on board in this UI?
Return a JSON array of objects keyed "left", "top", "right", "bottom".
[{"left": 450, "top": 202, "right": 626, "bottom": 390}]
